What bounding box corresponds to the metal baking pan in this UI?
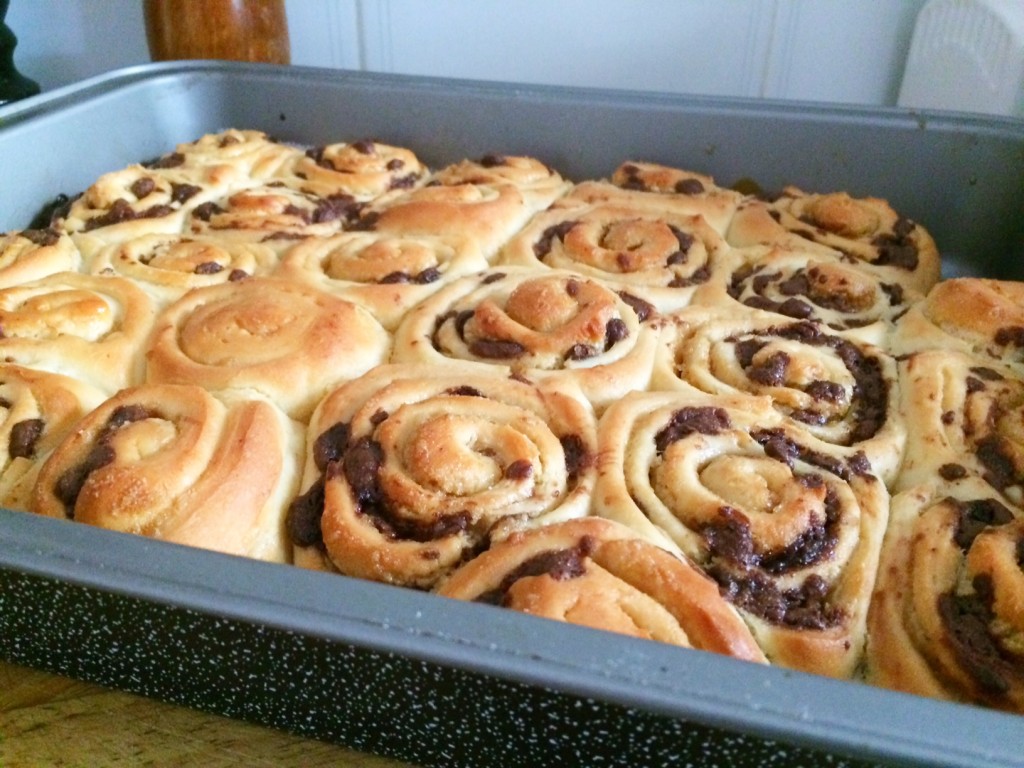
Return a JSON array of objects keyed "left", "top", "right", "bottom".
[{"left": 1, "top": 62, "right": 1022, "bottom": 768}]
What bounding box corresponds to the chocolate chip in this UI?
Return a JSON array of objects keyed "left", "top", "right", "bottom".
[
  {"left": 144, "top": 152, "right": 185, "bottom": 169},
  {"left": 675, "top": 178, "right": 705, "bottom": 195},
  {"left": 617, "top": 292, "right": 654, "bottom": 322},
  {"left": 975, "top": 436, "right": 1019, "bottom": 491},
  {"left": 565, "top": 344, "right": 595, "bottom": 361},
  {"left": 475, "top": 539, "right": 594, "bottom": 606},
  {"left": 604, "top": 318, "right": 629, "bottom": 350},
  {"left": 533, "top": 221, "right": 576, "bottom": 260},
  {"left": 504, "top": 459, "right": 533, "bottom": 481},
  {"left": 654, "top": 407, "right": 731, "bottom": 455},
  {"left": 312, "top": 422, "right": 350, "bottom": 472},
  {"left": 939, "top": 463, "right": 968, "bottom": 481},
  {"left": 560, "top": 434, "right": 591, "bottom": 484},
  {"left": 469, "top": 339, "right": 527, "bottom": 359},
  {"left": 938, "top": 576, "right": 1013, "bottom": 696},
  {"left": 952, "top": 497, "right": 1015, "bottom": 551},
  {"left": 9, "top": 418, "right": 44, "bottom": 459},
  {"left": 286, "top": 477, "right": 326, "bottom": 547},
  {"left": 446, "top": 386, "right": 484, "bottom": 398},
  {"left": 130, "top": 178, "right": 156, "bottom": 200},
  {"left": 994, "top": 326, "right": 1024, "bottom": 348}
]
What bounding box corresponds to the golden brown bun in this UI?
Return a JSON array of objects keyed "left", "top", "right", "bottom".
[
  {"left": 894, "top": 349, "right": 1024, "bottom": 500},
  {"left": 593, "top": 389, "right": 890, "bottom": 679},
  {"left": 159, "top": 129, "right": 303, "bottom": 188},
  {"left": 691, "top": 243, "right": 925, "bottom": 348},
  {"left": 0, "top": 271, "right": 156, "bottom": 394},
  {"left": 866, "top": 483, "right": 1024, "bottom": 713},
  {"left": 288, "top": 364, "right": 597, "bottom": 588},
  {"left": 567, "top": 161, "right": 744, "bottom": 235},
  {"left": 145, "top": 276, "right": 390, "bottom": 422},
  {"left": 651, "top": 305, "right": 906, "bottom": 485},
  {"left": 272, "top": 138, "right": 428, "bottom": 200},
  {"left": 353, "top": 154, "right": 571, "bottom": 260},
  {"left": 498, "top": 197, "right": 729, "bottom": 313},
  {"left": 0, "top": 228, "right": 82, "bottom": 288},
  {"left": 275, "top": 230, "right": 486, "bottom": 330},
  {"left": 31, "top": 383, "right": 303, "bottom": 562},
  {"left": 0, "top": 364, "right": 105, "bottom": 511},
  {"left": 82, "top": 232, "right": 280, "bottom": 308},
  {"left": 726, "top": 187, "right": 941, "bottom": 295},
  {"left": 437, "top": 516, "right": 768, "bottom": 664},
  {"left": 392, "top": 266, "right": 662, "bottom": 413},
  {"left": 890, "top": 278, "right": 1024, "bottom": 369}
]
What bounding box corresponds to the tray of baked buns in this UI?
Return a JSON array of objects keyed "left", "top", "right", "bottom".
[{"left": 0, "top": 61, "right": 1022, "bottom": 768}]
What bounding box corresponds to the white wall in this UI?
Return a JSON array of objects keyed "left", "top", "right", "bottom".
[{"left": 6, "top": 0, "right": 925, "bottom": 106}]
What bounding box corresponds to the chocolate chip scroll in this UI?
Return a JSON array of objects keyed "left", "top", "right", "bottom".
[
  {"left": 276, "top": 230, "right": 486, "bottom": 330},
  {"left": 0, "top": 271, "right": 157, "bottom": 394},
  {"left": 271, "top": 138, "right": 428, "bottom": 200},
  {"left": 31, "top": 383, "right": 303, "bottom": 562},
  {"left": 651, "top": 307, "right": 906, "bottom": 485},
  {"left": 145, "top": 276, "right": 390, "bottom": 422},
  {"left": 437, "top": 516, "right": 768, "bottom": 665},
  {"left": 866, "top": 482, "right": 1024, "bottom": 713},
  {"left": 353, "top": 154, "right": 571, "bottom": 261},
  {"left": 893, "top": 349, "right": 1024, "bottom": 503},
  {"left": 82, "top": 232, "right": 280, "bottom": 308},
  {"left": 287, "top": 364, "right": 597, "bottom": 589},
  {"left": 185, "top": 182, "right": 360, "bottom": 254},
  {"left": 0, "top": 228, "right": 83, "bottom": 289},
  {"left": 593, "top": 390, "right": 889, "bottom": 678},
  {"left": 497, "top": 195, "right": 730, "bottom": 313},
  {"left": 725, "top": 187, "right": 942, "bottom": 296},
  {"left": 0, "top": 364, "right": 105, "bottom": 511},
  {"left": 392, "top": 266, "right": 661, "bottom": 412},
  {"left": 890, "top": 278, "right": 1024, "bottom": 371},
  {"left": 567, "top": 160, "right": 745, "bottom": 236},
  {"left": 151, "top": 129, "right": 303, "bottom": 188},
  {"left": 691, "top": 244, "right": 924, "bottom": 348},
  {"left": 57, "top": 162, "right": 230, "bottom": 251}
]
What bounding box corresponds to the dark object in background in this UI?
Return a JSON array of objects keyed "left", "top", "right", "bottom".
[
  {"left": 143, "top": 0, "right": 290, "bottom": 64},
  {"left": 0, "top": 0, "right": 40, "bottom": 106}
]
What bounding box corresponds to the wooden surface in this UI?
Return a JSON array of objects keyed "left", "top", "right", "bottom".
[{"left": 0, "top": 660, "right": 417, "bottom": 767}]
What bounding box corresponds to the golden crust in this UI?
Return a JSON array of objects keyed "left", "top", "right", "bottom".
[
  {"left": 437, "top": 516, "right": 768, "bottom": 663},
  {"left": 31, "top": 383, "right": 303, "bottom": 562},
  {"left": 145, "top": 276, "right": 390, "bottom": 422}
]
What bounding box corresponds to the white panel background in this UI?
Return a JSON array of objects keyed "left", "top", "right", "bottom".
[{"left": 6, "top": 0, "right": 925, "bottom": 106}]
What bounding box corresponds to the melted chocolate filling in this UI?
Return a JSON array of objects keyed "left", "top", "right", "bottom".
[
  {"left": 730, "top": 322, "right": 889, "bottom": 444},
  {"left": 52, "top": 405, "right": 154, "bottom": 518},
  {"left": 288, "top": 417, "right": 589, "bottom": 549},
  {"left": 653, "top": 406, "right": 731, "bottom": 456},
  {"left": 9, "top": 418, "right": 44, "bottom": 460},
  {"left": 475, "top": 536, "right": 596, "bottom": 606},
  {"left": 938, "top": 575, "right": 1020, "bottom": 697}
]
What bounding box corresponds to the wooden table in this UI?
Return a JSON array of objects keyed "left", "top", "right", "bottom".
[{"left": 0, "top": 660, "right": 417, "bottom": 767}]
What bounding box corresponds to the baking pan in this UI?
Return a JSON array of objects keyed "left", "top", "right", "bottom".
[{"left": 1, "top": 61, "right": 1023, "bottom": 768}]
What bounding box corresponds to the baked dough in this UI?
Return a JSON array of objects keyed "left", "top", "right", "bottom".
[
  {"left": 593, "top": 389, "right": 889, "bottom": 679},
  {"left": 145, "top": 276, "right": 390, "bottom": 422},
  {"left": 289, "top": 363, "right": 597, "bottom": 588},
  {"left": 392, "top": 266, "right": 661, "bottom": 412},
  {"left": 437, "top": 516, "right": 768, "bottom": 664},
  {"left": 31, "top": 383, "right": 303, "bottom": 562}
]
